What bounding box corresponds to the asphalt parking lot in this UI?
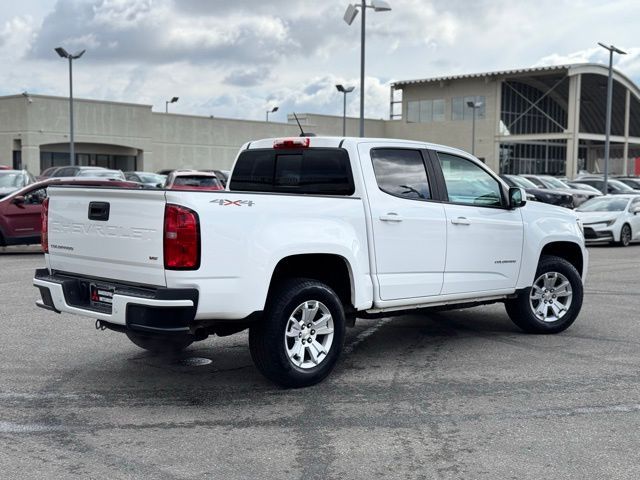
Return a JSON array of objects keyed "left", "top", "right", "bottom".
[{"left": 1, "top": 245, "right": 639, "bottom": 479}]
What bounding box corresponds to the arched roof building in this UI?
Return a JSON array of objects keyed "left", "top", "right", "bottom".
[{"left": 390, "top": 63, "right": 640, "bottom": 178}]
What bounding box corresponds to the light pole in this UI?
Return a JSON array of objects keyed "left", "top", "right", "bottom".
[
  {"left": 467, "top": 101, "right": 483, "bottom": 156},
  {"left": 266, "top": 106, "right": 279, "bottom": 122},
  {"left": 55, "top": 47, "right": 85, "bottom": 166},
  {"left": 336, "top": 84, "right": 355, "bottom": 136},
  {"left": 165, "top": 96, "right": 179, "bottom": 113},
  {"left": 598, "top": 42, "right": 627, "bottom": 194},
  {"left": 343, "top": 1, "right": 392, "bottom": 138}
]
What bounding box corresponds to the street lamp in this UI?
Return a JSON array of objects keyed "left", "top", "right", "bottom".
[
  {"left": 467, "top": 101, "right": 483, "bottom": 156},
  {"left": 336, "top": 84, "right": 355, "bottom": 136},
  {"left": 165, "top": 96, "right": 179, "bottom": 113},
  {"left": 55, "top": 47, "right": 85, "bottom": 166},
  {"left": 598, "top": 42, "right": 627, "bottom": 193},
  {"left": 266, "top": 106, "right": 279, "bottom": 122},
  {"left": 343, "top": 0, "right": 392, "bottom": 137}
]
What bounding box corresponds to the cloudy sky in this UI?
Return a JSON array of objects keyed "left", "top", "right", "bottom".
[{"left": 1, "top": 0, "right": 639, "bottom": 122}]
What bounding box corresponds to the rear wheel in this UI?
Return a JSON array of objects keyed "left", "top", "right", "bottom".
[
  {"left": 505, "top": 255, "right": 583, "bottom": 334},
  {"left": 249, "top": 278, "right": 346, "bottom": 388},
  {"left": 125, "top": 331, "right": 193, "bottom": 354},
  {"left": 618, "top": 224, "right": 632, "bottom": 247}
]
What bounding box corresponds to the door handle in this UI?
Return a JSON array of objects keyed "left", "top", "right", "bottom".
[
  {"left": 451, "top": 217, "right": 471, "bottom": 225},
  {"left": 379, "top": 213, "right": 403, "bottom": 222}
]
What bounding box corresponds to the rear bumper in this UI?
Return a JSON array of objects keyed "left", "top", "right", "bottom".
[{"left": 33, "top": 269, "right": 198, "bottom": 334}]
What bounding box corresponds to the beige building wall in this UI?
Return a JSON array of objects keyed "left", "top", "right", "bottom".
[
  {"left": 291, "top": 113, "right": 387, "bottom": 138},
  {"left": 151, "top": 113, "right": 301, "bottom": 171},
  {"left": 388, "top": 77, "right": 499, "bottom": 171}
]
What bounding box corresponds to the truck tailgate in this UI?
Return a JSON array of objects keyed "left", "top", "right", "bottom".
[{"left": 47, "top": 187, "right": 167, "bottom": 287}]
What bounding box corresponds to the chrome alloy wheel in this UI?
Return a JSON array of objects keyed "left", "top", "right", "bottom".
[
  {"left": 284, "top": 300, "right": 335, "bottom": 369},
  {"left": 529, "top": 272, "right": 573, "bottom": 322}
]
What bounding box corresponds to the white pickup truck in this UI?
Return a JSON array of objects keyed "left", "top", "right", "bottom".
[{"left": 34, "top": 136, "right": 587, "bottom": 387}]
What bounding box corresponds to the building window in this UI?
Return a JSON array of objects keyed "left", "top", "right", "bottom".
[
  {"left": 406, "top": 99, "right": 445, "bottom": 123},
  {"left": 499, "top": 141, "right": 567, "bottom": 175},
  {"left": 452, "top": 96, "right": 486, "bottom": 120},
  {"left": 500, "top": 80, "right": 567, "bottom": 135},
  {"left": 432, "top": 99, "right": 445, "bottom": 122},
  {"left": 407, "top": 101, "right": 420, "bottom": 123}
]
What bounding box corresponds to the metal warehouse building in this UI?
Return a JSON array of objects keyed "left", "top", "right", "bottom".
[
  {"left": 1, "top": 63, "right": 639, "bottom": 178},
  {"left": 390, "top": 63, "right": 640, "bottom": 177}
]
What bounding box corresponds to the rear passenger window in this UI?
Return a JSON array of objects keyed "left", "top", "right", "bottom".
[
  {"left": 229, "top": 148, "right": 354, "bottom": 195},
  {"left": 371, "top": 149, "right": 431, "bottom": 200}
]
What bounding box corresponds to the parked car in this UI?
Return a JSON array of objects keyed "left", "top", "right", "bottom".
[
  {"left": 576, "top": 195, "right": 640, "bottom": 246},
  {"left": 0, "top": 177, "right": 140, "bottom": 247},
  {"left": 35, "top": 136, "right": 587, "bottom": 388},
  {"left": 125, "top": 171, "right": 166, "bottom": 187},
  {"left": 574, "top": 177, "right": 640, "bottom": 195},
  {"left": 38, "top": 166, "right": 107, "bottom": 180},
  {"left": 616, "top": 176, "right": 640, "bottom": 190},
  {"left": 500, "top": 174, "right": 573, "bottom": 208},
  {"left": 164, "top": 170, "right": 223, "bottom": 191},
  {"left": 522, "top": 175, "right": 600, "bottom": 207},
  {"left": 0, "top": 170, "right": 36, "bottom": 199},
  {"left": 76, "top": 169, "right": 126, "bottom": 180}
]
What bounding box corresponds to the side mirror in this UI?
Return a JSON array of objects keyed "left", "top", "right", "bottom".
[
  {"left": 508, "top": 187, "right": 527, "bottom": 209},
  {"left": 11, "top": 195, "right": 25, "bottom": 206},
  {"left": 631, "top": 205, "right": 640, "bottom": 215}
]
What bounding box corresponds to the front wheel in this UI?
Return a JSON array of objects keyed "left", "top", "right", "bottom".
[
  {"left": 618, "top": 224, "right": 632, "bottom": 247},
  {"left": 505, "top": 255, "right": 583, "bottom": 334},
  {"left": 249, "top": 278, "right": 346, "bottom": 388}
]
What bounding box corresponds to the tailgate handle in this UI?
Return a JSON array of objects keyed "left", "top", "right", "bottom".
[{"left": 88, "top": 202, "right": 110, "bottom": 221}]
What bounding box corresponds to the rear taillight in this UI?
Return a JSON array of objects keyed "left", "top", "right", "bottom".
[
  {"left": 164, "top": 204, "right": 200, "bottom": 270},
  {"left": 41, "top": 197, "right": 49, "bottom": 253}
]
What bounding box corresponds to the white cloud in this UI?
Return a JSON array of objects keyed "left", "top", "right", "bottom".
[
  {"left": 0, "top": 0, "right": 640, "bottom": 124},
  {"left": 0, "top": 16, "right": 36, "bottom": 57}
]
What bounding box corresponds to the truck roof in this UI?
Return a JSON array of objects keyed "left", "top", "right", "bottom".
[{"left": 244, "top": 136, "right": 474, "bottom": 159}]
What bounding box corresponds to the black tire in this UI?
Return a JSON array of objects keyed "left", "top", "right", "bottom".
[
  {"left": 505, "top": 255, "right": 583, "bottom": 334},
  {"left": 618, "top": 224, "right": 632, "bottom": 247},
  {"left": 125, "top": 331, "right": 193, "bottom": 354},
  {"left": 249, "top": 278, "right": 346, "bottom": 388}
]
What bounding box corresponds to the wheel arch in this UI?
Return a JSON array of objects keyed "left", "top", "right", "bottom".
[
  {"left": 267, "top": 253, "right": 356, "bottom": 312},
  {"left": 540, "top": 241, "right": 584, "bottom": 277}
]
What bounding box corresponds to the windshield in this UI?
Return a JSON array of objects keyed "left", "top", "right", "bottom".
[
  {"left": 507, "top": 175, "right": 537, "bottom": 189},
  {"left": 174, "top": 176, "right": 221, "bottom": 187},
  {"left": 577, "top": 197, "right": 629, "bottom": 212},
  {"left": 78, "top": 170, "right": 123, "bottom": 179},
  {"left": 619, "top": 178, "right": 640, "bottom": 189},
  {"left": 540, "top": 177, "right": 570, "bottom": 189},
  {"left": 137, "top": 173, "right": 165, "bottom": 184},
  {"left": 609, "top": 179, "right": 633, "bottom": 191},
  {"left": 569, "top": 183, "right": 601, "bottom": 194},
  {"left": 0, "top": 173, "right": 22, "bottom": 188}
]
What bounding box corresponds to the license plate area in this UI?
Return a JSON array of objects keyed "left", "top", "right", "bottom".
[{"left": 90, "top": 283, "right": 114, "bottom": 312}]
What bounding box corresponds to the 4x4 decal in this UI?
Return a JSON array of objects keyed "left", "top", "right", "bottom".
[{"left": 210, "top": 199, "right": 255, "bottom": 207}]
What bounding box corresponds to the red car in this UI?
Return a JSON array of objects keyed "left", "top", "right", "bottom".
[
  {"left": 164, "top": 170, "right": 224, "bottom": 191},
  {"left": 0, "top": 177, "right": 140, "bottom": 247}
]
